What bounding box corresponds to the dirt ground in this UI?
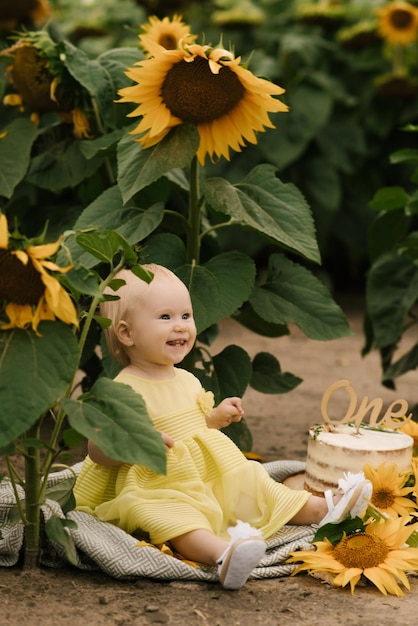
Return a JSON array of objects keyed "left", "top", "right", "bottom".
[{"left": 2, "top": 293, "right": 418, "bottom": 625}]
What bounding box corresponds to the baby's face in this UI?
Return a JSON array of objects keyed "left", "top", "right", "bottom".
[{"left": 125, "top": 274, "right": 197, "bottom": 370}]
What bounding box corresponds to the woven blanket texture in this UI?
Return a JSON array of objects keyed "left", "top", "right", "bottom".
[{"left": 0, "top": 460, "right": 314, "bottom": 581}]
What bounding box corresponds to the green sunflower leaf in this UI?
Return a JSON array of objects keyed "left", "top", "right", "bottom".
[
  {"left": 75, "top": 228, "right": 135, "bottom": 264},
  {"left": 313, "top": 516, "right": 365, "bottom": 544},
  {"left": 213, "top": 344, "right": 253, "bottom": 399},
  {"left": 140, "top": 233, "right": 188, "bottom": 269},
  {"left": 366, "top": 251, "right": 418, "bottom": 348},
  {"left": 249, "top": 253, "right": 351, "bottom": 340},
  {"left": 61, "top": 41, "right": 113, "bottom": 117},
  {"left": 0, "top": 118, "right": 38, "bottom": 198},
  {"left": 45, "top": 476, "right": 76, "bottom": 512},
  {"left": 205, "top": 164, "right": 320, "bottom": 264},
  {"left": 369, "top": 186, "right": 410, "bottom": 213},
  {"left": 0, "top": 323, "right": 79, "bottom": 446},
  {"left": 45, "top": 516, "right": 78, "bottom": 566},
  {"left": 27, "top": 139, "right": 102, "bottom": 192},
  {"left": 177, "top": 251, "right": 256, "bottom": 333},
  {"left": 62, "top": 377, "right": 166, "bottom": 474},
  {"left": 117, "top": 124, "right": 200, "bottom": 204},
  {"left": 250, "top": 352, "right": 302, "bottom": 394}
]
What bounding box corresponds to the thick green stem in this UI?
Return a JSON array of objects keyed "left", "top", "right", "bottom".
[
  {"left": 23, "top": 424, "right": 42, "bottom": 569},
  {"left": 392, "top": 44, "right": 406, "bottom": 77},
  {"left": 187, "top": 156, "right": 203, "bottom": 264}
]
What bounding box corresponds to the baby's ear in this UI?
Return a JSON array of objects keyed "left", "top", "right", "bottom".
[{"left": 116, "top": 320, "right": 134, "bottom": 346}]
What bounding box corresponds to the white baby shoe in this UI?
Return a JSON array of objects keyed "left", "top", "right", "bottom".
[
  {"left": 318, "top": 471, "right": 373, "bottom": 527},
  {"left": 217, "top": 521, "right": 266, "bottom": 590}
]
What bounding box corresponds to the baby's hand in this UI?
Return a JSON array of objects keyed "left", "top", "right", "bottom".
[
  {"left": 159, "top": 431, "right": 174, "bottom": 450},
  {"left": 206, "top": 397, "right": 244, "bottom": 429}
]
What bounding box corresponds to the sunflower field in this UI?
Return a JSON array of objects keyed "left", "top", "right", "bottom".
[{"left": 1, "top": 0, "right": 418, "bottom": 567}]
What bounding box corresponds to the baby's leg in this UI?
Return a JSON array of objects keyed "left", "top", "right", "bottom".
[
  {"left": 289, "top": 494, "right": 330, "bottom": 525},
  {"left": 170, "top": 529, "right": 228, "bottom": 566},
  {"left": 290, "top": 476, "right": 372, "bottom": 526},
  {"left": 170, "top": 525, "right": 266, "bottom": 590}
]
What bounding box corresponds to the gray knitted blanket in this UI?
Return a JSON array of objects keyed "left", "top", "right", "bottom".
[{"left": 0, "top": 460, "right": 314, "bottom": 581}]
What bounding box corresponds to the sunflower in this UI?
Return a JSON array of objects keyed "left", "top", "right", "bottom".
[
  {"left": 363, "top": 462, "right": 416, "bottom": 517},
  {"left": 118, "top": 40, "right": 288, "bottom": 165},
  {"left": 1, "top": 33, "right": 91, "bottom": 137},
  {"left": 138, "top": 14, "right": 193, "bottom": 57},
  {"left": 376, "top": 1, "right": 418, "bottom": 45},
  {"left": 0, "top": 214, "right": 79, "bottom": 334},
  {"left": 288, "top": 516, "right": 418, "bottom": 596}
]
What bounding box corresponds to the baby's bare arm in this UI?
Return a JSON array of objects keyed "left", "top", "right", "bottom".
[{"left": 206, "top": 397, "right": 244, "bottom": 429}]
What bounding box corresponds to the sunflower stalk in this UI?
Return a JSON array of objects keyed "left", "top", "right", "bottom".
[
  {"left": 187, "top": 156, "right": 203, "bottom": 265},
  {"left": 392, "top": 44, "right": 407, "bottom": 76},
  {"left": 22, "top": 422, "right": 43, "bottom": 569},
  {"left": 90, "top": 96, "right": 115, "bottom": 186}
]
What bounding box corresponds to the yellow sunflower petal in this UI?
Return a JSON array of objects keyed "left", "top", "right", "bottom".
[
  {"left": 3, "top": 93, "right": 22, "bottom": 107},
  {"left": 42, "top": 273, "right": 79, "bottom": 327},
  {"left": 1, "top": 303, "right": 36, "bottom": 331},
  {"left": 364, "top": 565, "right": 405, "bottom": 596},
  {"left": 27, "top": 239, "right": 61, "bottom": 259},
  {"left": 71, "top": 108, "right": 92, "bottom": 139},
  {"left": 333, "top": 568, "right": 362, "bottom": 592},
  {"left": 13, "top": 249, "right": 29, "bottom": 265},
  {"left": 0, "top": 213, "right": 8, "bottom": 248}
]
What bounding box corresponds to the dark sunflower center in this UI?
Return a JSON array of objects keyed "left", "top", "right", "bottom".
[
  {"left": 0, "top": 249, "right": 44, "bottom": 305},
  {"left": 161, "top": 56, "right": 245, "bottom": 124},
  {"left": 159, "top": 34, "right": 178, "bottom": 50},
  {"left": 391, "top": 9, "right": 414, "bottom": 30},
  {"left": 333, "top": 533, "right": 389, "bottom": 569},
  {"left": 371, "top": 488, "right": 395, "bottom": 509}
]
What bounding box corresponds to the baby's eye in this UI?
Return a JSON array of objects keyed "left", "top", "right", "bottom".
[
  {"left": 160, "top": 314, "right": 170, "bottom": 320},
  {"left": 182, "top": 313, "right": 191, "bottom": 320}
]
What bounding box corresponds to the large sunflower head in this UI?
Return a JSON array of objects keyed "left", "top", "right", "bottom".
[
  {"left": 0, "top": 214, "right": 79, "bottom": 335},
  {"left": 363, "top": 462, "right": 417, "bottom": 517},
  {"left": 288, "top": 516, "right": 418, "bottom": 596},
  {"left": 138, "top": 14, "right": 193, "bottom": 57},
  {"left": 1, "top": 31, "right": 92, "bottom": 137},
  {"left": 118, "top": 38, "right": 288, "bottom": 165},
  {"left": 376, "top": 1, "right": 418, "bottom": 45}
]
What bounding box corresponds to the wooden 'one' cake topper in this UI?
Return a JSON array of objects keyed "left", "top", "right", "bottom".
[{"left": 320, "top": 379, "right": 413, "bottom": 431}]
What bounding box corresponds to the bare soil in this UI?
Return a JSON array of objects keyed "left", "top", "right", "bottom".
[{"left": 2, "top": 294, "right": 418, "bottom": 625}]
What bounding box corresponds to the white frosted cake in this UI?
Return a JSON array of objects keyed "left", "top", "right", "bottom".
[{"left": 305, "top": 423, "right": 413, "bottom": 495}]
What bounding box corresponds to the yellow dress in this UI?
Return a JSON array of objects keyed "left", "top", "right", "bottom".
[{"left": 74, "top": 368, "right": 310, "bottom": 544}]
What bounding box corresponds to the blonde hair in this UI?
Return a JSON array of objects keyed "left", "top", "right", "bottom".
[{"left": 100, "top": 263, "right": 178, "bottom": 365}]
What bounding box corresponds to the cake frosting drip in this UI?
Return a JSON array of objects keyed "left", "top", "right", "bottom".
[{"left": 305, "top": 423, "right": 413, "bottom": 495}]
